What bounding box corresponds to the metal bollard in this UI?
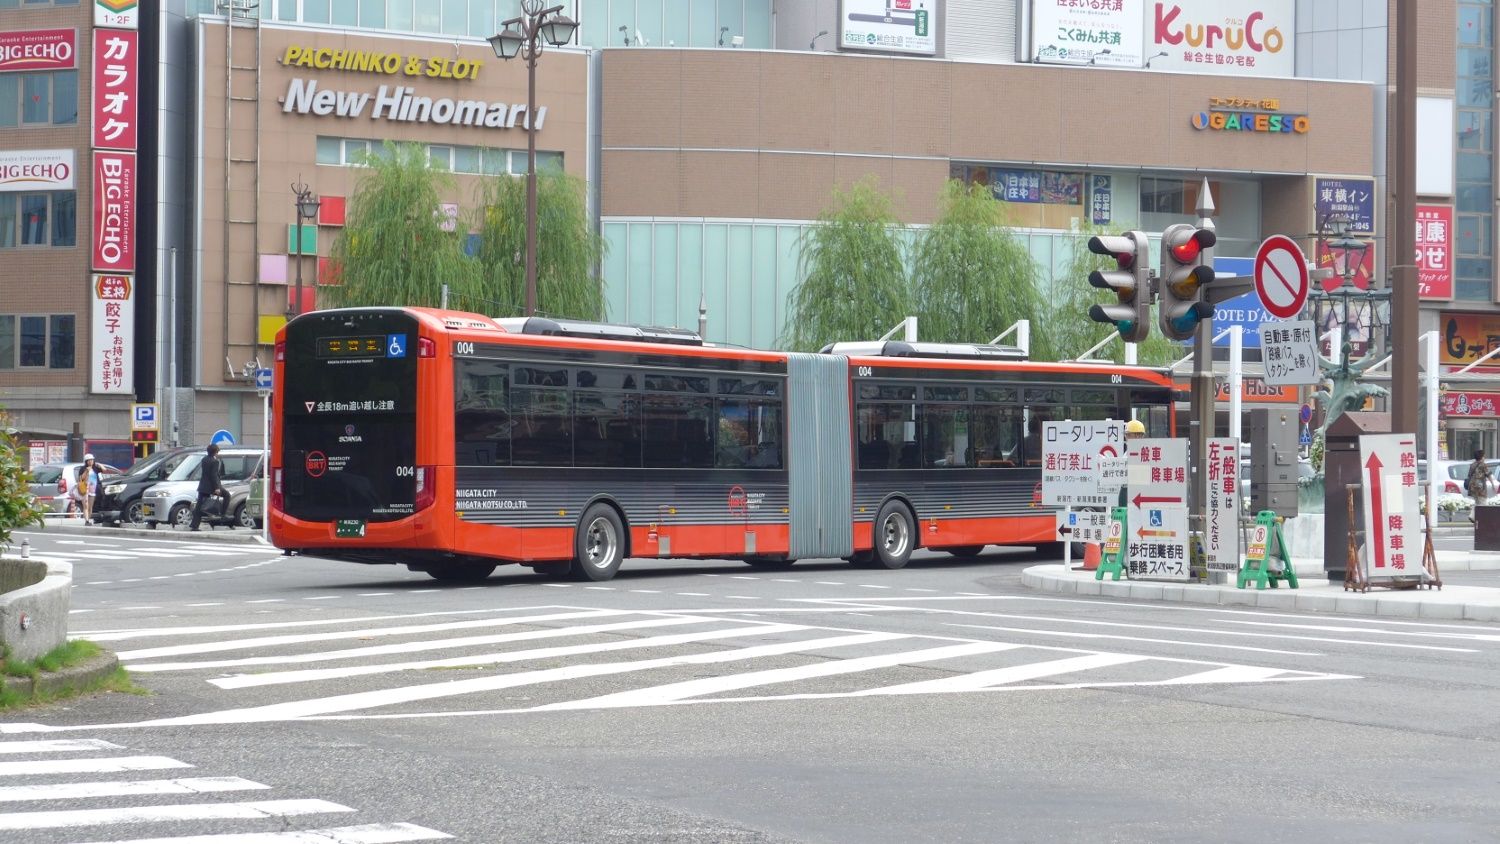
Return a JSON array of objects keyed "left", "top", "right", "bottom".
[{"left": 20, "top": 538, "right": 30, "bottom": 560}]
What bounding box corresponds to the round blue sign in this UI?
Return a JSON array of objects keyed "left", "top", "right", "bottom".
[
  {"left": 210, "top": 429, "right": 236, "bottom": 446},
  {"left": 1299, "top": 404, "right": 1312, "bottom": 423}
]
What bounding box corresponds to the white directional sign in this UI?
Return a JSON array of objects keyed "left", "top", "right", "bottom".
[
  {"left": 1041, "top": 420, "right": 1126, "bottom": 507},
  {"left": 1204, "top": 438, "right": 1241, "bottom": 572},
  {"left": 1358, "top": 434, "right": 1424, "bottom": 580},
  {"left": 1253, "top": 235, "right": 1310, "bottom": 320},
  {"left": 1259, "top": 319, "right": 1318, "bottom": 386},
  {"left": 1126, "top": 438, "right": 1190, "bottom": 581},
  {"left": 1056, "top": 509, "right": 1111, "bottom": 543}
]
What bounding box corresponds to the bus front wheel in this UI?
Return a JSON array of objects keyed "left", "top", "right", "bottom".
[
  {"left": 871, "top": 501, "right": 915, "bottom": 570},
  {"left": 573, "top": 504, "right": 625, "bottom": 582}
]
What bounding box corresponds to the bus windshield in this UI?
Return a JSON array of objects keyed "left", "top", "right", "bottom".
[{"left": 280, "top": 310, "right": 420, "bottom": 522}]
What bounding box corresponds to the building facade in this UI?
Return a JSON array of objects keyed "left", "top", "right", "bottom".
[{"left": 0, "top": 0, "right": 1475, "bottom": 458}]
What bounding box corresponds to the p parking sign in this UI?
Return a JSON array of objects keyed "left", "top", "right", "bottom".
[{"left": 131, "top": 403, "right": 159, "bottom": 431}]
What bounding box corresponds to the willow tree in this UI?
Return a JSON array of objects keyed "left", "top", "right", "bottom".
[
  {"left": 781, "top": 177, "right": 912, "bottom": 352},
  {"left": 324, "top": 141, "right": 483, "bottom": 309},
  {"left": 473, "top": 164, "right": 605, "bottom": 320},
  {"left": 911, "top": 180, "right": 1044, "bottom": 349},
  {"left": 0, "top": 412, "right": 45, "bottom": 549},
  {"left": 1048, "top": 220, "right": 1184, "bottom": 366}
]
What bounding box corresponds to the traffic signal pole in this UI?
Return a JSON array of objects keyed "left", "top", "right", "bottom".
[{"left": 1189, "top": 186, "right": 1217, "bottom": 551}]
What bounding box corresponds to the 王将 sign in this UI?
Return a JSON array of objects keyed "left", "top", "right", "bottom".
[
  {"left": 1041, "top": 420, "right": 1127, "bottom": 507},
  {"left": 1126, "top": 437, "right": 1190, "bottom": 581},
  {"left": 91, "top": 274, "right": 133, "bottom": 395},
  {"left": 1357, "top": 434, "right": 1423, "bottom": 581},
  {"left": 1258, "top": 319, "right": 1318, "bottom": 386}
]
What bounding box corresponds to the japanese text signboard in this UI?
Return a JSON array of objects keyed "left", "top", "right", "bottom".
[
  {"left": 1314, "top": 177, "right": 1375, "bottom": 234},
  {"left": 1204, "top": 438, "right": 1240, "bottom": 572},
  {"left": 839, "top": 0, "right": 936, "bottom": 56},
  {"left": 1057, "top": 510, "right": 1112, "bottom": 543},
  {"left": 0, "top": 29, "right": 76, "bottom": 73},
  {"left": 1357, "top": 434, "right": 1422, "bottom": 581},
  {"left": 95, "top": 0, "right": 141, "bottom": 29},
  {"left": 1258, "top": 319, "right": 1318, "bottom": 386},
  {"left": 1041, "top": 420, "right": 1126, "bottom": 507},
  {"left": 1032, "top": 0, "right": 1145, "bottom": 67},
  {"left": 1415, "top": 204, "right": 1453, "bottom": 300},
  {"left": 91, "top": 29, "right": 138, "bottom": 151},
  {"left": 90, "top": 274, "right": 133, "bottom": 395},
  {"left": 1126, "top": 437, "right": 1190, "bottom": 581},
  {"left": 1090, "top": 175, "right": 1112, "bottom": 225},
  {"left": 1439, "top": 311, "right": 1500, "bottom": 370}
]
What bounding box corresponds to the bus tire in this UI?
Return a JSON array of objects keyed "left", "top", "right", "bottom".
[
  {"left": 943, "top": 545, "right": 986, "bottom": 558},
  {"left": 572, "top": 504, "right": 625, "bottom": 582},
  {"left": 871, "top": 500, "right": 915, "bottom": 570},
  {"left": 428, "top": 562, "right": 496, "bottom": 582}
]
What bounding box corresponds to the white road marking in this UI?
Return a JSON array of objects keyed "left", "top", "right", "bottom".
[
  {"left": 863, "top": 653, "right": 1148, "bottom": 695},
  {"left": 75, "top": 821, "right": 454, "bottom": 843},
  {"left": 945, "top": 623, "right": 1318, "bottom": 657},
  {"left": 539, "top": 640, "right": 1020, "bottom": 711},
  {"left": 0, "top": 756, "right": 191, "bottom": 777},
  {"left": 0, "top": 776, "right": 268, "bottom": 802},
  {"left": 629, "top": 590, "right": 661, "bottom": 594},
  {"left": 103, "top": 631, "right": 908, "bottom": 726},
  {"left": 858, "top": 585, "right": 891, "bottom": 590},
  {"left": 1217, "top": 618, "right": 1500, "bottom": 643},
  {"left": 0, "top": 798, "right": 353, "bottom": 830},
  {"left": 60, "top": 553, "right": 138, "bottom": 560},
  {"left": 244, "top": 599, "right": 284, "bottom": 604},
  {"left": 131, "top": 616, "right": 716, "bottom": 673},
  {"left": 303, "top": 596, "right": 341, "bottom": 601},
  {"left": 186, "top": 603, "right": 225, "bottom": 608},
  {"left": 676, "top": 592, "right": 709, "bottom": 597},
  {"left": 0, "top": 739, "right": 122, "bottom": 754},
  {"left": 69, "top": 609, "right": 96, "bottom": 614},
  {"left": 814, "top": 582, "right": 844, "bottom": 586},
  {"left": 78, "top": 606, "right": 585, "bottom": 641},
  {"left": 208, "top": 623, "right": 809, "bottom": 690},
  {"left": 358, "top": 593, "right": 395, "bottom": 597}
]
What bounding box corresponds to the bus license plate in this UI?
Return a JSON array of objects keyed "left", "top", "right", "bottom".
[{"left": 335, "top": 520, "right": 366, "bottom": 538}]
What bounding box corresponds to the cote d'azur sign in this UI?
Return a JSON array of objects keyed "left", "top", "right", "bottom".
[{"left": 280, "top": 78, "right": 546, "bottom": 131}]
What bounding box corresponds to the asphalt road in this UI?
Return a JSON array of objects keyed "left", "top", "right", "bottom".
[{"left": 4, "top": 527, "right": 1500, "bottom": 843}]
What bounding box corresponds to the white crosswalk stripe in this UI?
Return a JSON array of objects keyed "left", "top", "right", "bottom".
[{"left": 0, "top": 740, "right": 452, "bottom": 842}]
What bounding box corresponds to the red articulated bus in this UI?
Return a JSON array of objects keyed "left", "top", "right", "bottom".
[{"left": 269, "top": 307, "right": 1176, "bottom": 581}]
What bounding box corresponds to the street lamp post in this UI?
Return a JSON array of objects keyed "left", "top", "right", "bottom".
[
  {"left": 489, "top": 2, "right": 578, "bottom": 318},
  {"left": 289, "top": 178, "right": 320, "bottom": 319}
]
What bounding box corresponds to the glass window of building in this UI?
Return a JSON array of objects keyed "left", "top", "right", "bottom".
[
  {"left": 21, "top": 75, "right": 48, "bottom": 124},
  {"left": 0, "top": 197, "right": 14, "bottom": 248},
  {"left": 1457, "top": 0, "right": 1494, "bottom": 300},
  {"left": 0, "top": 316, "right": 12, "bottom": 370},
  {"left": 359, "top": 0, "right": 385, "bottom": 28},
  {"left": 332, "top": 0, "right": 359, "bottom": 25},
  {"left": 52, "top": 71, "right": 77, "bottom": 125},
  {"left": 389, "top": 0, "right": 415, "bottom": 30},
  {"left": 0, "top": 193, "right": 75, "bottom": 248},
  {"left": 18, "top": 316, "right": 46, "bottom": 367},
  {"left": 51, "top": 192, "right": 75, "bottom": 247},
  {"left": 48, "top": 314, "right": 74, "bottom": 370},
  {"left": 0, "top": 77, "right": 16, "bottom": 128},
  {"left": 579, "top": 0, "right": 770, "bottom": 48},
  {"left": 19, "top": 195, "right": 47, "bottom": 246},
  {"left": 304, "top": 0, "right": 331, "bottom": 23}
]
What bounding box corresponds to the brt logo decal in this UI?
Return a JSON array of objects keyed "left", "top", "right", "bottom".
[{"left": 306, "top": 451, "right": 328, "bottom": 478}]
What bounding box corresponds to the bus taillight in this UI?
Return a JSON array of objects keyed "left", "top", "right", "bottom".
[
  {"left": 271, "top": 467, "right": 283, "bottom": 512},
  {"left": 414, "top": 465, "right": 435, "bottom": 512},
  {"left": 417, "top": 337, "right": 436, "bottom": 358},
  {"left": 274, "top": 340, "right": 285, "bottom": 362}
]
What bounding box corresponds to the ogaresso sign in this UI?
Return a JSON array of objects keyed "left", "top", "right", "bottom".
[{"left": 1192, "top": 109, "right": 1309, "bottom": 135}]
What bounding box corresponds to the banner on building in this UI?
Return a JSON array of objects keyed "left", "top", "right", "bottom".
[
  {"left": 0, "top": 29, "right": 76, "bottom": 73},
  {"left": 1440, "top": 311, "right": 1500, "bottom": 370},
  {"left": 0, "top": 149, "right": 74, "bottom": 192},
  {"left": 1416, "top": 204, "right": 1453, "bottom": 300},
  {"left": 1090, "top": 175, "right": 1112, "bottom": 225},
  {"left": 839, "top": 0, "right": 936, "bottom": 56},
  {"left": 1032, "top": 0, "right": 1145, "bottom": 67},
  {"left": 90, "top": 274, "right": 134, "bottom": 395},
  {"left": 92, "top": 28, "right": 138, "bottom": 151},
  {"left": 1314, "top": 177, "right": 1375, "bottom": 234},
  {"left": 92, "top": 150, "right": 136, "bottom": 272},
  {"left": 1146, "top": 0, "right": 1295, "bottom": 77},
  {"left": 94, "top": 0, "right": 140, "bottom": 30}
]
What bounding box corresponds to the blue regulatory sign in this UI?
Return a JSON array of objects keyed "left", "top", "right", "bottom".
[
  {"left": 386, "top": 334, "right": 407, "bottom": 358},
  {"left": 1208, "top": 257, "right": 1268, "bottom": 349},
  {"left": 254, "top": 368, "right": 273, "bottom": 389},
  {"left": 210, "top": 429, "right": 236, "bottom": 446}
]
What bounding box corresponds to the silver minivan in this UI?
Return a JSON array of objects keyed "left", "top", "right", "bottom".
[{"left": 140, "top": 448, "right": 265, "bottom": 529}]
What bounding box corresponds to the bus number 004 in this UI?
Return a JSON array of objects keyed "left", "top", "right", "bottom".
[
  {"left": 1111, "top": 374, "right": 1123, "bottom": 384},
  {"left": 395, "top": 466, "right": 415, "bottom": 477},
  {"left": 455, "top": 342, "right": 475, "bottom": 355},
  {"left": 856, "top": 366, "right": 872, "bottom": 377}
]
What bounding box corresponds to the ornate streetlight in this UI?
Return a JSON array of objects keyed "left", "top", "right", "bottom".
[
  {"left": 489, "top": 2, "right": 578, "bottom": 317},
  {"left": 1310, "top": 212, "right": 1390, "bottom": 431},
  {"left": 289, "top": 178, "right": 320, "bottom": 318}
]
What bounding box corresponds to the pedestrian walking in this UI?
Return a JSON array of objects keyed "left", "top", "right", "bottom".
[
  {"left": 189, "top": 443, "right": 230, "bottom": 531},
  {"left": 77, "top": 454, "right": 100, "bottom": 522},
  {"left": 1467, "top": 448, "right": 1493, "bottom": 523}
]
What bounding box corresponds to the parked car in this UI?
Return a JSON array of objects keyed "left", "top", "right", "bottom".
[
  {"left": 140, "top": 448, "right": 264, "bottom": 530},
  {"left": 27, "top": 461, "right": 124, "bottom": 515},
  {"left": 92, "top": 447, "right": 198, "bottom": 526},
  {"left": 244, "top": 473, "right": 266, "bottom": 527},
  {"left": 1420, "top": 459, "right": 1498, "bottom": 499}
]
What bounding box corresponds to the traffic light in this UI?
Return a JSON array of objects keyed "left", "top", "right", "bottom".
[
  {"left": 1158, "top": 223, "right": 1216, "bottom": 341},
  {"left": 1086, "top": 230, "right": 1151, "bottom": 343}
]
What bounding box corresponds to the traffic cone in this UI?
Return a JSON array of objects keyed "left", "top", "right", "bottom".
[{"left": 1083, "top": 542, "right": 1102, "bottom": 571}]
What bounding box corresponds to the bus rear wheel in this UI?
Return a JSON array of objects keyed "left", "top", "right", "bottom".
[
  {"left": 871, "top": 501, "right": 915, "bottom": 570},
  {"left": 572, "top": 504, "right": 625, "bottom": 582},
  {"left": 428, "top": 562, "right": 496, "bottom": 582}
]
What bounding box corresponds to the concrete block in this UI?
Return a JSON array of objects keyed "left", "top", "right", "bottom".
[
  {"left": 1099, "top": 581, "right": 1132, "bottom": 599},
  {"left": 1129, "top": 584, "right": 1165, "bottom": 601},
  {"left": 1219, "top": 589, "right": 1258, "bottom": 606},
  {"left": 1375, "top": 599, "right": 1422, "bottom": 618},
  {"left": 1335, "top": 596, "right": 1378, "bottom": 615},
  {"left": 0, "top": 560, "right": 72, "bottom": 663},
  {"left": 1463, "top": 604, "right": 1500, "bottom": 622},
  {"left": 1182, "top": 588, "right": 1222, "bottom": 604},
  {"left": 1159, "top": 586, "right": 1185, "bottom": 602},
  {"left": 1254, "top": 591, "right": 1298, "bottom": 609},
  {"left": 1075, "top": 579, "right": 1102, "bottom": 596},
  {"left": 1416, "top": 601, "right": 1465, "bottom": 620},
  {"left": 1294, "top": 594, "right": 1340, "bottom": 613}
]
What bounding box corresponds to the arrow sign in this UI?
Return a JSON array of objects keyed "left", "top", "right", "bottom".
[
  {"left": 1132, "top": 493, "right": 1183, "bottom": 507},
  {"left": 1365, "top": 451, "right": 1386, "bottom": 570},
  {"left": 1136, "top": 527, "right": 1174, "bottom": 539},
  {"left": 1254, "top": 234, "right": 1310, "bottom": 320}
]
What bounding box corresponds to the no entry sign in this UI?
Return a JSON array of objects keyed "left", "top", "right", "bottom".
[{"left": 1254, "top": 235, "right": 1310, "bottom": 320}]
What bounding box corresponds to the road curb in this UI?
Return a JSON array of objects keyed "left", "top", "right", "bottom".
[
  {"left": 1, "top": 650, "right": 120, "bottom": 702},
  {"left": 32, "top": 520, "right": 269, "bottom": 545},
  {"left": 1021, "top": 564, "right": 1500, "bottom": 621}
]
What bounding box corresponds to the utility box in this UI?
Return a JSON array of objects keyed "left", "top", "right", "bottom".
[
  {"left": 1323, "top": 412, "right": 1391, "bottom": 583},
  {"left": 1250, "top": 407, "right": 1299, "bottom": 518}
]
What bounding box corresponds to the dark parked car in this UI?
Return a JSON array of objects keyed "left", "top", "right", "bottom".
[{"left": 92, "top": 447, "right": 197, "bottom": 526}]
